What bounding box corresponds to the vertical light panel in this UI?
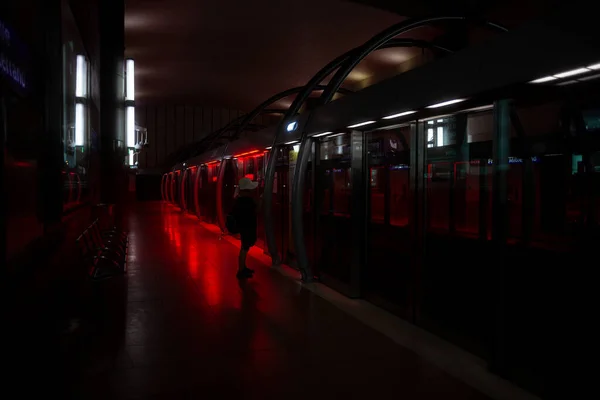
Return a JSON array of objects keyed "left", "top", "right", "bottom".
[
  {"left": 126, "top": 106, "right": 136, "bottom": 147},
  {"left": 75, "top": 103, "right": 85, "bottom": 146},
  {"left": 76, "top": 55, "right": 85, "bottom": 97},
  {"left": 437, "top": 126, "right": 444, "bottom": 147},
  {"left": 126, "top": 59, "right": 135, "bottom": 101},
  {"left": 129, "top": 149, "right": 135, "bottom": 166}
]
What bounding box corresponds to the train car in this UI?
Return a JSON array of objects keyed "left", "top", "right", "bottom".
[{"left": 165, "top": 15, "right": 600, "bottom": 395}]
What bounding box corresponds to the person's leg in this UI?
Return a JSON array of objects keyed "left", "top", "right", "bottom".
[{"left": 238, "top": 247, "right": 248, "bottom": 272}]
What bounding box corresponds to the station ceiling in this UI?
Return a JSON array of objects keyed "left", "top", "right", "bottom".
[{"left": 124, "top": 0, "right": 554, "bottom": 111}]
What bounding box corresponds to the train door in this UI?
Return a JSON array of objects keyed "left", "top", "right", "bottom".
[
  {"left": 255, "top": 152, "right": 267, "bottom": 251},
  {"left": 364, "top": 125, "right": 413, "bottom": 317},
  {"left": 180, "top": 169, "right": 188, "bottom": 211},
  {"left": 187, "top": 167, "right": 196, "bottom": 214},
  {"left": 417, "top": 112, "right": 494, "bottom": 359},
  {"left": 313, "top": 132, "right": 361, "bottom": 296},
  {"left": 196, "top": 165, "right": 208, "bottom": 220},
  {"left": 222, "top": 158, "right": 238, "bottom": 224},
  {"left": 272, "top": 147, "right": 290, "bottom": 264}
]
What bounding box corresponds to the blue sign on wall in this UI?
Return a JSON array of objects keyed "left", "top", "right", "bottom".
[{"left": 0, "top": 18, "right": 28, "bottom": 92}]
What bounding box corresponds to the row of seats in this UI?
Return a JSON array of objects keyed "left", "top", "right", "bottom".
[{"left": 76, "top": 213, "right": 128, "bottom": 280}]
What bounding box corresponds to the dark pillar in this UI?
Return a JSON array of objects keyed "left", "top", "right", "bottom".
[
  {"left": 410, "top": 121, "right": 425, "bottom": 324},
  {"left": 39, "top": 0, "right": 63, "bottom": 231},
  {"left": 99, "top": 0, "right": 126, "bottom": 210}
]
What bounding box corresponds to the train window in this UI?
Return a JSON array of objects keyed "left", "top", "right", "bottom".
[
  {"left": 370, "top": 167, "right": 385, "bottom": 223},
  {"left": 467, "top": 112, "right": 493, "bottom": 143},
  {"left": 513, "top": 103, "right": 562, "bottom": 137},
  {"left": 246, "top": 157, "right": 255, "bottom": 176},
  {"left": 236, "top": 158, "right": 244, "bottom": 180},
  {"left": 320, "top": 133, "right": 350, "bottom": 160},
  {"left": 332, "top": 167, "right": 352, "bottom": 216},
  {"left": 427, "top": 162, "right": 452, "bottom": 232},
  {"left": 367, "top": 127, "right": 411, "bottom": 226},
  {"left": 425, "top": 117, "right": 457, "bottom": 148}
]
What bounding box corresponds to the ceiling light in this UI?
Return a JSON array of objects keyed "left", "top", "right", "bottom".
[
  {"left": 312, "top": 131, "right": 332, "bottom": 137},
  {"left": 326, "top": 132, "right": 345, "bottom": 138},
  {"left": 578, "top": 73, "right": 600, "bottom": 82},
  {"left": 284, "top": 140, "right": 298, "bottom": 145},
  {"left": 530, "top": 76, "right": 557, "bottom": 83},
  {"left": 286, "top": 121, "right": 298, "bottom": 132},
  {"left": 426, "top": 99, "right": 466, "bottom": 109},
  {"left": 348, "top": 120, "right": 375, "bottom": 128},
  {"left": 554, "top": 67, "right": 590, "bottom": 78},
  {"left": 587, "top": 63, "right": 600, "bottom": 70},
  {"left": 556, "top": 80, "right": 578, "bottom": 86},
  {"left": 382, "top": 110, "right": 416, "bottom": 120},
  {"left": 265, "top": 146, "right": 272, "bottom": 150},
  {"left": 126, "top": 59, "right": 135, "bottom": 101},
  {"left": 463, "top": 104, "right": 493, "bottom": 112}
]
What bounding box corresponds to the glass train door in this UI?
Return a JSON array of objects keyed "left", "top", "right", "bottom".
[
  {"left": 365, "top": 125, "right": 413, "bottom": 317},
  {"left": 313, "top": 132, "right": 360, "bottom": 296},
  {"left": 196, "top": 165, "right": 208, "bottom": 220},
  {"left": 272, "top": 147, "right": 290, "bottom": 264},
  {"left": 418, "top": 113, "right": 494, "bottom": 359}
]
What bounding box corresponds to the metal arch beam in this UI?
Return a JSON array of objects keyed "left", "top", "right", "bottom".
[
  {"left": 203, "top": 38, "right": 447, "bottom": 166},
  {"left": 288, "top": 16, "right": 508, "bottom": 281},
  {"left": 263, "top": 35, "right": 457, "bottom": 276},
  {"left": 212, "top": 85, "right": 355, "bottom": 233},
  {"left": 320, "top": 17, "right": 508, "bottom": 104}
]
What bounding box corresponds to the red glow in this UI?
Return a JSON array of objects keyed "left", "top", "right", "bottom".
[
  {"left": 234, "top": 149, "right": 260, "bottom": 158},
  {"left": 207, "top": 160, "right": 218, "bottom": 165},
  {"left": 245, "top": 173, "right": 255, "bottom": 180},
  {"left": 212, "top": 176, "right": 218, "bottom": 182},
  {"left": 12, "top": 161, "right": 34, "bottom": 168}
]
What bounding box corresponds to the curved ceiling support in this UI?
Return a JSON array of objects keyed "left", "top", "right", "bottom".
[
  {"left": 263, "top": 36, "right": 456, "bottom": 275},
  {"left": 288, "top": 16, "right": 508, "bottom": 281},
  {"left": 320, "top": 17, "right": 508, "bottom": 104}
]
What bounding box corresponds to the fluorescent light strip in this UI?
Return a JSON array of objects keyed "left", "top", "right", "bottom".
[
  {"left": 326, "top": 132, "right": 345, "bottom": 138},
  {"left": 126, "top": 59, "right": 135, "bottom": 101},
  {"left": 348, "top": 120, "right": 375, "bottom": 128},
  {"left": 426, "top": 99, "right": 466, "bottom": 109},
  {"left": 75, "top": 103, "right": 85, "bottom": 146},
  {"left": 578, "top": 73, "right": 600, "bottom": 82},
  {"left": 530, "top": 76, "right": 556, "bottom": 83},
  {"left": 531, "top": 63, "right": 600, "bottom": 83},
  {"left": 126, "top": 106, "right": 136, "bottom": 147},
  {"left": 265, "top": 146, "right": 272, "bottom": 150},
  {"left": 463, "top": 104, "right": 493, "bottom": 112},
  {"left": 75, "top": 55, "right": 85, "bottom": 98},
  {"left": 312, "top": 131, "right": 332, "bottom": 137},
  {"left": 284, "top": 140, "right": 298, "bottom": 145},
  {"left": 383, "top": 110, "right": 416, "bottom": 120},
  {"left": 554, "top": 67, "right": 590, "bottom": 78},
  {"left": 556, "top": 80, "right": 578, "bottom": 86}
]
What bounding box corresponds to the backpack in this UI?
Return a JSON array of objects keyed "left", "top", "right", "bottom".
[{"left": 226, "top": 213, "right": 239, "bottom": 234}]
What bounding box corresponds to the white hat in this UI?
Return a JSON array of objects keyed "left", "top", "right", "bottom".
[{"left": 239, "top": 177, "right": 258, "bottom": 190}]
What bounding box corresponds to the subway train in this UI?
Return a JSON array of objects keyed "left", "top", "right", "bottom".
[{"left": 163, "top": 15, "right": 600, "bottom": 395}]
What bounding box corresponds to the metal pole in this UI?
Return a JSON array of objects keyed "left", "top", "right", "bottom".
[{"left": 490, "top": 99, "right": 510, "bottom": 375}]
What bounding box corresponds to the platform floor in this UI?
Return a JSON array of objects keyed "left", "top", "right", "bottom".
[{"left": 69, "top": 202, "right": 493, "bottom": 398}]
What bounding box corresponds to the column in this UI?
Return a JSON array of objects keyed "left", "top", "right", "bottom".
[{"left": 99, "top": 0, "right": 126, "bottom": 207}]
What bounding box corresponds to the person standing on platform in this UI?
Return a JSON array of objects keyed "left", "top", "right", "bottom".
[{"left": 230, "top": 177, "right": 259, "bottom": 279}]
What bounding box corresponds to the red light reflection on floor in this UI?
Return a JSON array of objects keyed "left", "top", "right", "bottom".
[{"left": 160, "top": 206, "right": 225, "bottom": 306}]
